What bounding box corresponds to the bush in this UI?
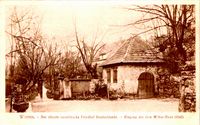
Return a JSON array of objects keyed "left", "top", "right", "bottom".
[
  {"left": 96, "top": 84, "right": 107, "bottom": 98},
  {"left": 46, "top": 90, "right": 54, "bottom": 99},
  {"left": 25, "top": 90, "right": 38, "bottom": 101},
  {"left": 53, "top": 90, "right": 60, "bottom": 100}
]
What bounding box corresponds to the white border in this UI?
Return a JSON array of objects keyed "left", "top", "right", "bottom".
[{"left": 0, "top": 0, "right": 199, "bottom": 125}]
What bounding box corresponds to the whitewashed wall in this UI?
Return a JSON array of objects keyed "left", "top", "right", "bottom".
[{"left": 103, "top": 64, "right": 160, "bottom": 94}]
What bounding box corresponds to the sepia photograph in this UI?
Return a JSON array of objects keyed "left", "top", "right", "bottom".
[{"left": 3, "top": 0, "right": 198, "bottom": 117}]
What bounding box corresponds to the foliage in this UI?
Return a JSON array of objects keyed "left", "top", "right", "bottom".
[
  {"left": 57, "top": 51, "right": 88, "bottom": 79},
  {"left": 6, "top": 7, "right": 88, "bottom": 102},
  {"left": 95, "top": 83, "right": 107, "bottom": 98},
  {"left": 6, "top": 7, "right": 51, "bottom": 98}
]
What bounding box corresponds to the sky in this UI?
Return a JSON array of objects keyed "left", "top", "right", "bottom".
[
  {"left": 5, "top": 1, "right": 153, "bottom": 49},
  {"left": 38, "top": 2, "right": 146, "bottom": 45}
]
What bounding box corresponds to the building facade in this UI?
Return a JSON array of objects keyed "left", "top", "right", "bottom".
[{"left": 100, "top": 37, "right": 164, "bottom": 98}]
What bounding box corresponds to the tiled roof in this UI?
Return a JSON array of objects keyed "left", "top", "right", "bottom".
[{"left": 100, "top": 37, "right": 164, "bottom": 66}]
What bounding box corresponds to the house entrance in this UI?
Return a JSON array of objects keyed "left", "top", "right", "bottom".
[{"left": 138, "top": 72, "right": 154, "bottom": 98}]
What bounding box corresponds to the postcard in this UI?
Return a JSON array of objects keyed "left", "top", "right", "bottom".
[{"left": 1, "top": 0, "right": 199, "bottom": 125}]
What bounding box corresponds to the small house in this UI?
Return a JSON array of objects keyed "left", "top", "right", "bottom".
[{"left": 100, "top": 37, "right": 164, "bottom": 98}]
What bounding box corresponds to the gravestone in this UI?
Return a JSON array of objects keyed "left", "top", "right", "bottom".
[{"left": 42, "top": 85, "right": 49, "bottom": 100}]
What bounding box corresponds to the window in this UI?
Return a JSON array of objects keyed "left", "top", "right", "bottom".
[
  {"left": 113, "top": 68, "right": 118, "bottom": 83},
  {"left": 99, "top": 53, "right": 107, "bottom": 60},
  {"left": 106, "top": 69, "right": 111, "bottom": 83}
]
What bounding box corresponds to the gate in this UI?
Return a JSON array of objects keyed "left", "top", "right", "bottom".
[{"left": 138, "top": 72, "right": 154, "bottom": 98}]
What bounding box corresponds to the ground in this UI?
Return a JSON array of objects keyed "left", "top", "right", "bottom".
[{"left": 8, "top": 98, "right": 179, "bottom": 112}]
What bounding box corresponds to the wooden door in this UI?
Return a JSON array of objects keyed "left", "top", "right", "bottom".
[{"left": 138, "top": 72, "right": 154, "bottom": 98}]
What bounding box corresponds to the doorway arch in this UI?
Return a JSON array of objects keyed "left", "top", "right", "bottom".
[{"left": 138, "top": 72, "right": 154, "bottom": 98}]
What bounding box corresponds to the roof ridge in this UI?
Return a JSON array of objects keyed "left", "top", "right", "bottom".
[{"left": 122, "top": 40, "right": 131, "bottom": 62}]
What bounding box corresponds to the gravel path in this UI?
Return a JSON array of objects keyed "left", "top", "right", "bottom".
[{"left": 30, "top": 98, "right": 179, "bottom": 112}]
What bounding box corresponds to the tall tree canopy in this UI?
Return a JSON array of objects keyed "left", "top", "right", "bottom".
[
  {"left": 127, "top": 5, "right": 195, "bottom": 73},
  {"left": 74, "top": 24, "right": 105, "bottom": 78}
]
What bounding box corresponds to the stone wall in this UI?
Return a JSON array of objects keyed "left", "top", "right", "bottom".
[
  {"left": 70, "top": 79, "right": 91, "bottom": 96},
  {"left": 156, "top": 68, "right": 181, "bottom": 98},
  {"left": 179, "top": 70, "right": 196, "bottom": 112},
  {"left": 156, "top": 66, "right": 196, "bottom": 112}
]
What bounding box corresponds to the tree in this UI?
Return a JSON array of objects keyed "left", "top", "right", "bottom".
[
  {"left": 43, "top": 42, "right": 88, "bottom": 99},
  {"left": 126, "top": 5, "right": 195, "bottom": 112},
  {"left": 6, "top": 7, "right": 60, "bottom": 100},
  {"left": 58, "top": 50, "right": 87, "bottom": 79},
  {"left": 74, "top": 24, "right": 105, "bottom": 79},
  {"left": 126, "top": 5, "right": 195, "bottom": 73}
]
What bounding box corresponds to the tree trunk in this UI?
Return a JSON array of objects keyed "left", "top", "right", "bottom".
[{"left": 39, "top": 81, "right": 43, "bottom": 99}]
